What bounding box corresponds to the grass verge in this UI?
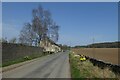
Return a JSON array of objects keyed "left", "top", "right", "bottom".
[
  {"left": 2, "top": 52, "right": 50, "bottom": 67},
  {"left": 69, "top": 52, "right": 117, "bottom": 78}
]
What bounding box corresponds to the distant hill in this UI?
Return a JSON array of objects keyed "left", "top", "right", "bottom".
[{"left": 74, "top": 41, "right": 120, "bottom": 48}]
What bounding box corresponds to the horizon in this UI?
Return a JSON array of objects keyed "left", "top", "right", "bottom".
[
  {"left": 2, "top": 2, "right": 118, "bottom": 46},
  {"left": 73, "top": 41, "right": 119, "bottom": 47}
]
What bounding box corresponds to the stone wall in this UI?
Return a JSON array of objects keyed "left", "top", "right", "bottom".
[{"left": 2, "top": 43, "right": 43, "bottom": 63}]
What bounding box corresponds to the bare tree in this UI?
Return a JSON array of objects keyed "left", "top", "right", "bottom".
[
  {"left": 19, "top": 5, "right": 59, "bottom": 46},
  {"left": 19, "top": 23, "right": 37, "bottom": 46},
  {"left": 32, "top": 6, "right": 52, "bottom": 42},
  {"left": 49, "top": 22, "right": 59, "bottom": 42}
]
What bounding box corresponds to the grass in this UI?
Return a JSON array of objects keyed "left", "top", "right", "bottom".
[
  {"left": 2, "top": 52, "right": 50, "bottom": 67},
  {"left": 69, "top": 52, "right": 117, "bottom": 78}
]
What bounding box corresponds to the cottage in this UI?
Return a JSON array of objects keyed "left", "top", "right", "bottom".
[{"left": 39, "top": 38, "right": 61, "bottom": 53}]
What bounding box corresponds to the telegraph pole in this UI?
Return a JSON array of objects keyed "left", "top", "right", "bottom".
[{"left": 92, "top": 37, "right": 95, "bottom": 58}]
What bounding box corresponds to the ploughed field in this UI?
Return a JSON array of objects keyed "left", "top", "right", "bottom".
[{"left": 72, "top": 48, "right": 118, "bottom": 65}]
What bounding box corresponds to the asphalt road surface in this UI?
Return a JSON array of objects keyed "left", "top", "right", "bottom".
[{"left": 3, "top": 51, "right": 71, "bottom": 78}]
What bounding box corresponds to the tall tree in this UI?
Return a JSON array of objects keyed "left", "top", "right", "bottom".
[
  {"left": 19, "top": 23, "right": 37, "bottom": 46},
  {"left": 49, "top": 22, "right": 59, "bottom": 42},
  {"left": 32, "top": 6, "right": 52, "bottom": 42},
  {"left": 19, "top": 5, "right": 59, "bottom": 46}
]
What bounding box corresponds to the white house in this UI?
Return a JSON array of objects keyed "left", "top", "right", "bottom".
[{"left": 39, "top": 38, "right": 61, "bottom": 53}]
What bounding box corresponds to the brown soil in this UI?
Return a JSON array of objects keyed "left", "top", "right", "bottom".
[{"left": 72, "top": 48, "right": 119, "bottom": 65}]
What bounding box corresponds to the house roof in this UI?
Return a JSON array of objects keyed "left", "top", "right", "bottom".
[{"left": 41, "top": 37, "right": 61, "bottom": 48}]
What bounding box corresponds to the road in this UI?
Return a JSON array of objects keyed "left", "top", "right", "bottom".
[{"left": 3, "top": 51, "right": 71, "bottom": 78}]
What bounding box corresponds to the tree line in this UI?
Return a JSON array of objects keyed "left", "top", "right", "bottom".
[{"left": 74, "top": 41, "right": 120, "bottom": 48}]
